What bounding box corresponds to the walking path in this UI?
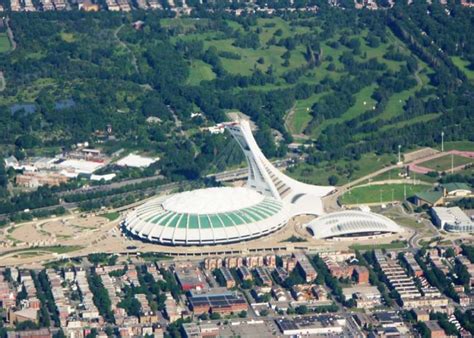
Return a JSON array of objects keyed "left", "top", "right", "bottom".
[
  {"left": 0, "top": 17, "right": 17, "bottom": 92},
  {"left": 0, "top": 72, "right": 5, "bottom": 92},
  {"left": 114, "top": 24, "right": 139, "bottom": 75},
  {"left": 5, "top": 18, "right": 16, "bottom": 52}
]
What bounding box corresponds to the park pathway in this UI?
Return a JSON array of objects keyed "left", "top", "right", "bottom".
[
  {"left": 5, "top": 18, "right": 16, "bottom": 51},
  {"left": 114, "top": 24, "right": 139, "bottom": 75}
]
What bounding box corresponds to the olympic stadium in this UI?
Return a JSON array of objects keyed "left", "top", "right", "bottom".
[
  {"left": 122, "top": 119, "right": 335, "bottom": 245},
  {"left": 121, "top": 119, "right": 402, "bottom": 246}
]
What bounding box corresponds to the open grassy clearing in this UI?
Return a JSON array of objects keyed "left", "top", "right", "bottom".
[
  {"left": 286, "top": 92, "right": 325, "bottom": 135},
  {"left": 0, "top": 33, "right": 11, "bottom": 53},
  {"left": 378, "top": 113, "right": 441, "bottom": 132},
  {"left": 60, "top": 32, "right": 75, "bottom": 42},
  {"left": 452, "top": 56, "right": 474, "bottom": 81},
  {"left": 340, "top": 183, "right": 428, "bottom": 205},
  {"left": 418, "top": 154, "right": 473, "bottom": 171},
  {"left": 287, "top": 152, "right": 395, "bottom": 186},
  {"left": 309, "top": 84, "right": 377, "bottom": 138},
  {"left": 187, "top": 60, "right": 216, "bottom": 85},
  {"left": 100, "top": 212, "right": 120, "bottom": 221}
]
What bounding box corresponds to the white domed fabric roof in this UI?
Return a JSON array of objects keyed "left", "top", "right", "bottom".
[
  {"left": 306, "top": 210, "right": 402, "bottom": 239},
  {"left": 123, "top": 187, "right": 289, "bottom": 245},
  {"left": 162, "top": 187, "right": 264, "bottom": 214}
]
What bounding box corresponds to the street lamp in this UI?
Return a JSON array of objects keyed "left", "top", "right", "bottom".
[
  {"left": 398, "top": 145, "right": 402, "bottom": 164},
  {"left": 441, "top": 131, "right": 444, "bottom": 152}
]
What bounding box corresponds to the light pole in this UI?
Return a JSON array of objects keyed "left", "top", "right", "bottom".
[
  {"left": 451, "top": 153, "right": 454, "bottom": 174},
  {"left": 398, "top": 144, "right": 402, "bottom": 164},
  {"left": 441, "top": 131, "right": 444, "bottom": 152}
]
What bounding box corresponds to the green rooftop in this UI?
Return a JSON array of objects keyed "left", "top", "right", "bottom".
[
  {"left": 442, "top": 182, "right": 472, "bottom": 193},
  {"left": 137, "top": 197, "right": 283, "bottom": 230},
  {"left": 414, "top": 190, "right": 444, "bottom": 204}
]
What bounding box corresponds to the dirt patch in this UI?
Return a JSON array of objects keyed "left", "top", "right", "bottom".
[
  {"left": 42, "top": 220, "right": 77, "bottom": 238},
  {"left": 73, "top": 216, "right": 107, "bottom": 229},
  {"left": 10, "top": 224, "right": 50, "bottom": 243}
]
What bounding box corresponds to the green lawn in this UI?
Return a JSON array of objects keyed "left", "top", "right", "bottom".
[
  {"left": 452, "top": 56, "right": 474, "bottom": 81},
  {"left": 100, "top": 212, "right": 120, "bottom": 221},
  {"left": 287, "top": 92, "right": 325, "bottom": 135},
  {"left": 436, "top": 141, "right": 474, "bottom": 152},
  {"left": 187, "top": 60, "right": 216, "bottom": 85},
  {"left": 0, "top": 33, "right": 12, "bottom": 53},
  {"left": 418, "top": 154, "right": 473, "bottom": 171},
  {"left": 370, "top": 168, "right": 438, "bottom": 184},
  {"left": 206, "top": 39, "right": 309, "bottom": 77},
  {"left": 60, "top": 32, "right": 75, "bottom": 42},
  {"left": 308, "top": 84, "right": 377, "bottom": 138},
  {"left": 340, "top": 183, "right": 427, "bottom": 205},
  {"left": 287, "top": 152, "right": 395, "bottom": 186},
  {"left": 379, "top": 113, "right": 440, "bottom": 132},
  {"left": 349, "top": 240, "right": 407, "bottom": 251}
]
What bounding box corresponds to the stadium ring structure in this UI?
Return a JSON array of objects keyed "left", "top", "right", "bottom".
[
  {"left": 122, "top": 119, "right": 334, "bottom": 246},
  {"left": 305, "top": 210, "right": 403, "bottom": 240}
]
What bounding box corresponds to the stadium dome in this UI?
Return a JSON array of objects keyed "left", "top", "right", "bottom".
[
  {"left": 123, "top": 187, "right": 289, "bottom": 245},
  {"left": 305, "top": 210, "right": 402, "bottom": 240},
  {"left": 121, "top": 119, "right": 334, "bottom": 246}
]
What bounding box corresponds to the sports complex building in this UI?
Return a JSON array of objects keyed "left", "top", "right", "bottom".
[
  {"left": 122, "top": 119, "right": 402, "bottom": 246},
  {"left": 305, "top": 210, "right": 402, "bottom": 240}
]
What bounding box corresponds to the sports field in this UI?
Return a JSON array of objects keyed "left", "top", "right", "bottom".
[
  {"left": 340, "top": 183, "right": 427, "bottom": 205},
  {"left": 418, "top": 154, "right": 473, "bottom": 172}
]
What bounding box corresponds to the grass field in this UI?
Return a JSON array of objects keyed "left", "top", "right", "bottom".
[
  {"left": 187, "top": 60, "right": 216, "bottom": 85},
  {"left": 379, "top": 113, "right": 440, "bottom": 132},
  {"left": 100, "top": 212, "right": 120, "bottom": 221},
  {"left": 452, "top": 56, "right": 474, "bottom": 81},
  {"left": 435, "top": 141, "right": 474, "bottom": 152},
  {"left": 287, "top": 152, "right": 395, "bottom": 186},
  {"left": 340, "top": 183, "right": 427, "bottom": 205},
  {"left": 0, "top": 33, "right": 11, "bottom": 53},
  {"left": 60, "top": 32, "right": 75, "bottom": 43},
  {"left": 349, "top": 240, "right": 407, "bottom": 251},
  {"left": 286, "top": 93, "right": 325, "bottom": 134},
  {"left": 419, "top": 154, "right": 473, "bottom": 171},
  {"left": 370, "top": 168, "right": 439, "bottom": 184}
]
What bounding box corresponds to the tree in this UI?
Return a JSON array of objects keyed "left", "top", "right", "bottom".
[
  {"left": 210, "top": 312, "right": 221, "bottom": 320},
  {"left": 295, "top": 305, "right": 308, "bottom": 315},
  {"left": 328, "top": 174, "right": 339, "bottom": 186},
  {"left": 238, "top": 310, "right": 247, "bottom": 318}
]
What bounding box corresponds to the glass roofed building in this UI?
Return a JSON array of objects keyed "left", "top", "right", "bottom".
[
  {"left": 305, "top": 210, "right": 403, "bottom": 240},
  {"left": 122, "top": 119, "right": 334, "bottom": 246}
]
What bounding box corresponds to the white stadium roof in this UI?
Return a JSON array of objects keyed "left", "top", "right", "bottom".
[
  {"left": 306, "top": 210, "right": 402, "bottom": 239},
  {"left": 162, "top": 187, "right": 264, "bottom": 214},
  {"left": 123, "top": 187, "right": 289, "bottom": 245}
]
